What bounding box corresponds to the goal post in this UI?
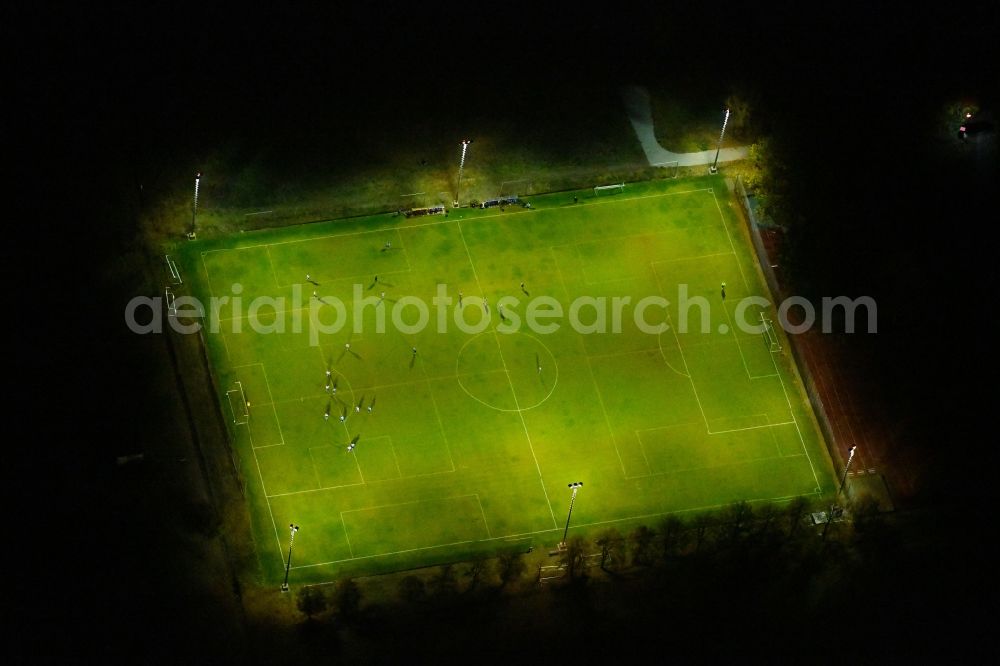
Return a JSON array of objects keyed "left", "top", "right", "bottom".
[
  {"left": 226, "top": 380, "right": 250, "bottom": 425},
  {"left": 398, "top": 191, "right": 425, "bottom": 204},
  {"left": 394, "top": 192, "right": 427, "bottom": 215},
  {"left": 498, "top": 179, "right": 531, "bottom": 198},
  {"left": 759, "top": 312, "right": 783, "bottom": 353},
  {"left": 654, "top": 160, "right": 679, "bottom": 178},
  {"left": 165, "top": 254, "right": 182, "bottom": 284},
  {"left": 165, "top": 286, "right": 177, "bottom": 316},
  {"left": 593, "top": 182, "right": 625, "bottom": 196}
]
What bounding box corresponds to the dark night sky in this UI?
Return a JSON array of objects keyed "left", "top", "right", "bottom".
[{"left": 10, "top": 1, "right": 998, "bottom": 660}]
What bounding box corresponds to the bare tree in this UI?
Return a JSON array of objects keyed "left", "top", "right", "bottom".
[
  {"left": 750, "top": 503, "right": 781, "bottom": 548},
  {"left": 756, "top": 503, "right": 778, "bottom": 534},
  {"left": 398, "top": 575, "right": 426, "bottom": 604},
  {"left": 560, "top": 535, "right": 589, "bottom": 579},
  {"left": 692, "top": 513, "right": 713, "bottom": 553},
  {"left": 296, "top": 586, "right": 328, "bottom": 620},
  {"left": 497, "top": 551, "right": 526, "bottom": 587},
  {"left": 658, "top": 516, "right": 686, "bottom": 562},
  {"left": 595, "top": 527, "right": 625, "bottom": 572},
  {"left": 629, "top": 525, "right": 655, "bottom": 566},
  {"left": 724, "top": 501, "right": 754, "bottom": 545},
  {"left": 432, "top": 564, "right": 458, "bottom": 599},
  {"left": 785, "top": 496, "right": 811, "bottom": 539},
  {"left": 464, "top": 556, "right": 491, "bottom": 592},
  {"left": 333, "top": 579, "right": 362, "bottom": 622}
]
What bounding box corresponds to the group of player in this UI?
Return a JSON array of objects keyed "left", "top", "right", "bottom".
[
  {"left": 307, "top": 268, "right": 389, "bottom": 454},
  {"left": 321, "top": 368, "right": 375, "bottom": 453},
  {"left": 308, "top": 265, "right": 535, "bottom": 452}
]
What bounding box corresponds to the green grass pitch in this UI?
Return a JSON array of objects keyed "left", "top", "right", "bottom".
[{"left": 180, "top": 176, "right": 835, "bottom": 583}]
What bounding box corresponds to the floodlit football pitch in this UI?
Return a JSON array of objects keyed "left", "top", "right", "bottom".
[{"left": 181, "top": 177, "right": 834, "bottom": 583}]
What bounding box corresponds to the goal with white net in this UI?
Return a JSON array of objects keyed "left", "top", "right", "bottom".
[
  {"left": 593, "top": 182, "right": 624, "bottom": 196},
  {"left": 165, "top": 254, "right": 182, "bottom": 284},
  {"left": 760, "top": 312, "right": 782, "bottom": 353},
  {"left": 227, "top": 380, "right": 250, "bottom": 425},
  {"left": 165, "top": 286, "right": 177, "bottom": 317},
  {"left": 654, "top": 160, "right": 679, "bottom": 178},
  {"left": 498, "top": 179, "right": 532, "bottom": 198}
]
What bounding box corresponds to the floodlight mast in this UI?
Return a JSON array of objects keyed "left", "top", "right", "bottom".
[
  {"left": 823, "top": 446, "right": 858, "bottom": 540},
  {"left": 838, "top": 445, "right": 858, "bottom": 496},
  {"left": 560, "top": 482, "right": 584, "bottom": 548},
  {"left": 189, "top": 172, "right": 201, "bottom": 239},
  {"left": 454, "top": 139, "right": 471, "bottom": 207},
  {"left": 709, "top": 109, "right": 730, "bottom": 174},
  {"left": 280, "top": 523, "right": 299, "bottom": 592}
]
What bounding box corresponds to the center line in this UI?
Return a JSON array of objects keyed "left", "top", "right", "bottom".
[{"left": 457, "top": 221, "right": 558, "bottom": 528}]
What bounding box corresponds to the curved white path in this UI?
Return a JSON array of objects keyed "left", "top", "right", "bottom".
[{"left": 622, "top": 85, "right": 749, "bottom": 167}]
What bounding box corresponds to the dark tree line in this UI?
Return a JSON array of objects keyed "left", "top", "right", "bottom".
[{"left": 285, "top": 493, "right": 955, "bottom": 661}]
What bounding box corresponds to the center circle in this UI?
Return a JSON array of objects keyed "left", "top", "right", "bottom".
[{"left": 455, "top": 331, "right": 558, "bottom": 412}]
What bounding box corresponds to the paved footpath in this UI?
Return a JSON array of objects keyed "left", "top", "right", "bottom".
[{"left": 622, "top": 85, "right": 749, "bottom": 167}]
